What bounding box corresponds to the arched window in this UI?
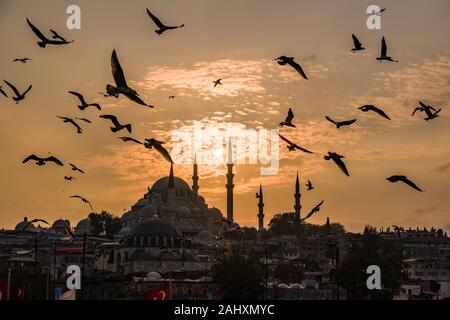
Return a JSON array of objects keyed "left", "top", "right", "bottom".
[
  {"left": 139, "top": 235, "right": 144, "bottom": 246},
  {"left": 155, "top": 236, "right": 160, "bottom": 247},
  {"left": 147, "top": 235, "right": 152, "bottom": 247},
  {"left": 163, "top": 236, "right": 167, "bottom": 247}
]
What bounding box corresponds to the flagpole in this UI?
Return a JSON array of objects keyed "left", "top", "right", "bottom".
[{"left": 6, "top": 268, "right": 11, "bottom": 300}]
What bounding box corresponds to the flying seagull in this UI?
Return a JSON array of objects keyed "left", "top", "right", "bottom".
[
  {"left": 386, "top": 175, "right": 423, "bottom": 192},
  {"left": 278, "top": 133, "right": 314, "bottom": 154},
  {"left": 146, "top": 8, "right": 185, "bottom": 35},
  {"left": 70, "top": 195, "right": 93, "bottom": 210},
  {"left": 275, "top": 56, "right": 308, "bottom": 80},
  {"left": 13, "top": 58, "right": 31, "bottom": 63},
  {"left": 324, "top": 152, "right": 350, "bottom": 176},
  {"left": 301, "top": 200, "right": 324, "bottom": 222},
  {"left": 351, "top": 34, "right": 365, "bottom": 52},
  {"left": 358, "top": 105, "right": 391, "bottom": 120},
  {"left": 0, "top": 86, "right": 7, "bottom": 97},
  {"left": 168, "top": 96, "right": 176, "bottom": 99},
  {"left": 412, "top": 101, "right": 441, "bottom": 121},
  {"left": 75, "top": 117, "right": 92, "bottom": 124},
  {"left": 118, "top": 137, "right": 143, "bottom": 145},
  {"left": 69, "top": 163, "right": 84, "bottom": 174},
  {"left": 213, "top": 79, "right": 222, "bottom": 88},
  {"left": 26, "top": 18, "right": 73, "bottom": 48},
  {"left": 68, "top": 91, "right": 101, "bottom": 111},
  {"left": 64, "top": 176, "right": 76, "bottom": 181},
  {"left": 306, "top": 180, "right": 314, "bottom": 191},
  {"left": 325, "top": 116, "right": 357, "bottom": 129},
  {"left": 144, "top": 138, "right": 174, "bottom": 164},
  {"left": 23, "top": 154, "right": 63, "bottom": 166},
  {"left": 22, "top": 218, "right": 49, "bottom": 230},
  {"left": 3, "top": 80, "right": 32, "bottom": 103},
  {"left": 57, "top": 116, "right": 83, "bottom": 134},
  {"left": 106, "top": 50, "right": 153, "bottom": 108},
  {"left": 279, "top": 108, "right": 296, "bottom": 128},
  {"left": 376, "top": 37, "right": 398, "bottom": 62},
  {"left": 100, "top": 114, "right": 132, "bottom": 133}
]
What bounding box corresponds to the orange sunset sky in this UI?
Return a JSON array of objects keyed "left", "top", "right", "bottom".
[{"left": 0, "top": 0, "right": 449, "bottom": 232}]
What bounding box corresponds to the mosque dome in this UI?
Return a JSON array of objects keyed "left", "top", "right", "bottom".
[
  {"left": 75, "top": 218, "right": 93, "bottom": 236},
  {"left": 118, "top": 227, "right": 132, "bottom": 236},
  {"left": 131, "top": 219, "right": 182, "bottom": 238},
  {"left": 151, "top": 176, "right": 191, "bottom": 191},
  {"left": 197, "top": 230, "right": 213, "bottom": 239},
  {"left": 147, "top": 271, "right": 163, "bottom": 280},
  {"left": 15, "top": 217, "right": 36, "bottom": 231},
  {"left": 175, "top": 205, "right": 192, "bottom": 216},
  {"left": 53, "top": 219, "right": 70, "bottom": 228}
]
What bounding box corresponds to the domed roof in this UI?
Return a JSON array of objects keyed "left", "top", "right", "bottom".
[
  {"left": 151, "top": 176, "right": 191, "bottom": 191},
  {"left": 75, "top": 218, "right": 91, "bottom": 229},
  {"left": 118, "top": 227, "right": 132, "bottom": 236},
  {"left": 175, "top": 206, "right": 192, "bottom": 215},
  {"left": 53, "top": 219, "right": 69, "bottom": 228},
  {"left": 15, "top": 217, "right": 36, "bottom": 231},
  {"left": 147, "top": 271, "right": 162, "bottom": 280},
  {"left": 131, "top": 219, "right": 182, "bottom": 237},
  {"left": 134, "top": 198, "right": 150, "bottom": 207},
  {"left": 197, "top": 230, "right": 213, "bottom": 239}
]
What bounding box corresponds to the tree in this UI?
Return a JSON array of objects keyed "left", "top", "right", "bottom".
[
  {"left": 212, "top": 247, "right": 264, "bottom": 299},
  {"left": 268, "top": 212, "right": 299, "bottom": 235},
  {"left": 88, "top": 211, "right": 122, "bottom": 239},
  {"left": 339, "top": 225, "right": 404, "bottom": 300}
]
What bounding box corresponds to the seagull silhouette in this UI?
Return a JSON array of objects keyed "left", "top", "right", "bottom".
[
  {"left": 13, "top": 58, "right": 31, "bottom": 63},
  {"left": 301, "top": 200, "right": 324, "bottom": 222},
  {"left": 324, "top": 152, "right": 350, "bottom": 176},
  {"left": 26, "top": 18, "right": 73, "bottom": 48},
  {"left": 69, "top": 163, "right": 84, "bottom": 174},
  {"left": 275, "top": 56, "right": 308, "bottom": 80},
  {"left": 278, "top": 134, "right": 314, "bottom": 154},
  {"left": 100, "top": 114, "right": 132, "bottom": 133},
  {"left": 23, "top": 154, "right": 63, "bottom": 166},
  {"left": 68, "top": 91, "right": 101, "bottom": 111},
  {"left": 64, "top": 176, "right": 76, "bottom": 181},
  {"left": 412, "top": 101, "right": 441, "bottom": 121},
  {"left": 386, "top": 175, "right": 423, "bottom": 192},
  {"left": 118, "top": 137, "right": 143, "bottom": 145},
  {"left": 168, "top": 96, "right": 176, "bottom": 99},
  {"left": 106, "top": 50, "right": 153, "bottom": 108},
  {"left": 279, "top": 108, "right": 296, "bottom": 128},
  {"left": 0, "top": 86, "right": 7, "bottom": 97},
  {"left": 351, "top": 34, "right": 365, "bottom": 52},
  {"left": 376, "top": 37, "right": 398, "bottom": 62},
  {"left": 75, "top": 117, "right": 92, "bottom": 124},
  {"left": 57, "top": 116, "right": 83, "bottom": 134},
  {"left": 146, "top": 8, "right": 185, "bottom": 35},
  {"left": 144, "top": 138, "right": 174, "bottom": 164},
  {"left": 3, "top": 80, "right": 32, "bottom": 103},
  {"left": 213, "top": 79, "right": 223, "bottom": 88},
  {"left": 358, "top": 105, "right": 391, "bottom": 120},
  {"left": 22, "top": 218, "right": 49, "bottom": 230},
  {"left": 325, "top": 116, "right": 357, "bottom": 129},
  {"left": 306, "top": 180, "right": 314, "bottom": 191},
  {"left": 70, "top": 195, "right": 93, "bottom": 210}
]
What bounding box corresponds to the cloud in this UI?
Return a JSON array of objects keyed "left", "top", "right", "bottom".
[{"left": 135, "top": 59, "right": 328, "bottom": 101}]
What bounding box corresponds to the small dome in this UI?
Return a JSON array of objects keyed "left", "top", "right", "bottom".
[
  {"left": 151, "top": 176, "right": 191, "bottom": 191},
  {"left": 75, "top": 218, "right": 91, "bottom": 229},
  {"left": 15, "top": 217, "right": 36, "bottom": 231},
  {"left": 53, "top": 219, "right": 69, "bottom": 228},
  {"left": 118, "top": 227, "right": 132, "bottom": 236},
  {"left": 175, "top": 206, "right": 192, "bottom": 215},
  {"left": 278, "top": 284, "right": 289, "bottom": 289},
  {"left": 197, "top": 230, "right": 213, "bottom": 239}
]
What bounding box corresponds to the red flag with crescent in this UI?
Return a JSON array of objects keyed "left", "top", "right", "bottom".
[{"left": 144, "top": 282, "right": 171, "bottom": 300}]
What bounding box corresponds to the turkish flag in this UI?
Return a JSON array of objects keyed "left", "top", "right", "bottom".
[{"left": 144, "top": 282, "right": 171, "bottom": 300}]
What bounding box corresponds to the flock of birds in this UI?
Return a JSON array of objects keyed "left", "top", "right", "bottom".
[
  {"left": 273, "top": 18, "right": 443, "bottom": 219},
  {"left": 2, "top": 7, "right": 443, "bottom": 223}
]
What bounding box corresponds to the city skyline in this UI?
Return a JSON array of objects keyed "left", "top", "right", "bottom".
[{"left": 0, "top": 0, "right": 449, "bottom": 233}]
